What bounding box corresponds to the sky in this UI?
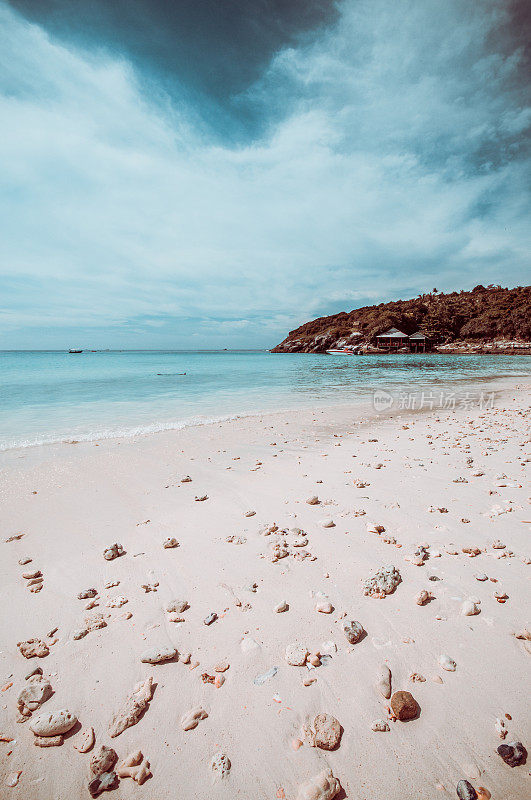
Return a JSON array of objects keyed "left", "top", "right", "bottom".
[{"left": 1, "top": 0, "right": 530, "bottom": 349}]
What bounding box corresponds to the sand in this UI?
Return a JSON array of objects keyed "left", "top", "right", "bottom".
[{"left": 0, "top": 379, "right": 529, "bottom": 799}]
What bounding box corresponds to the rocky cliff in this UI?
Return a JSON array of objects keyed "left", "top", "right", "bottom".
[{"left": 271, "top": 285, "right": 531, "bottom": 353}]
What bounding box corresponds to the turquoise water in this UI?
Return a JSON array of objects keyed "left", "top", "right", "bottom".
[{"left": 0, "top": 350, "right": 529, "bottom": 449}]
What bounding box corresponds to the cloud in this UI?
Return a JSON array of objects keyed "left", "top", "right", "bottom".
[{"left": 0, "top": 0, "right": 529, "bottom": 348}]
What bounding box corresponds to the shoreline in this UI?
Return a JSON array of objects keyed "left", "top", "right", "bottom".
[
  {"left": 1, "top": 372, "right": 528, "bottom": 457},
  {"left": 0, "top": 378, "right": 529, "bottom": 799}
]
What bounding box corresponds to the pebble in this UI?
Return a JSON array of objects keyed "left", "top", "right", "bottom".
[
  {"left": 17, "top": 638, "right": 49, "bottom": 659},
  {"left": 140, "top": 645, "right": 177, "bottom": 664},
  {"left": 116, "top": 750, "right": 152, "bottom": 785},
  {"left": 30, "top": 709, "right": 77, "bottom": 736},
  {"left": 439, "top": 654, "right": 456, "bottom": 671},
  {"left": 204, "top": 612, "right": 217, "bottom": 625},
  {"left": 474, "top": 574, "right": 488, "bottom": 581},
  {"left": 73, "top": 726, "right": 95, "bottom": 753},
  {"left": 214, "top": 660, "right": 230, "bottom": 672},
  {"left": 285, "top": 644, "right": 309, "bottom": 666},
  {"left": 315, "top": 599, "right": 333, "bottom": 614},
  {"left": 311, "top": 713, "right": 342, "bottom": 750},
  {"left": 461, "top": 600, "right": 480, "bottom": 616},
  {"left": 296, "top": 768, "right": 341, "bottom": 800},
  {"left": 244, "top": 510, "right": 256, "bottom": 517},
  {"left": 88, "top": 771, "right": 118, "bottom": 797},
  {"left": 254, "top": 667, "right": 278, "bottom": 685},
  {"left": 108, "top": 676, "right": 153, "bottom": 738},
  {"left": 364, "top": 565, "right": 401, "bottom": 597},
  {"left": 456, "top": 779, "right": 478, "bottom": 799},
  {"left": 320, "top": 518, "right": 335, "bottom": 528},
  {"left": 91, "top": 745, "right": 118, "bottom": 776},
  {"left": 102, "top": 543, "right": 124, "bottom": 561},
  {"left": 17, "top": 676, "right": 53, "bottom": 717},
  {"left": 415, "top": 590, "right": 430, "bottom": 605},
  {"left": 210, "top": 751, "right": 231, "bottom": 781},
  {"left": 34, "top": 734, "right": 64, "bottom": 747},
  {"left": 343, "top": 620, "right": 364, "bottom": 644},
  {"left": 375, "top": 664, "right": 392, "bottom": 698},
  {"left": 274, "top": 600, "right": 289, "bottom": 613},
  {"left": 390, "top": 690, "right": 419, "bottom": 720},
  {"left": 181, "top": 706, "right": 208, "bottom": 731},
  {"left": 78, "top": 588, "right": 97, "bottom": 600},
  {"left": 496, "top": 741, "right": 527, "bottom": 767},
  {"left": 166, "top": 599, "right": 188, "bottom": 613},
  {"left": 306, "top": 496, "right": 320, "bottom": 505},
  {"left": 162, "top": 537, "right": 179, "bottom": 548},
  {"left": 371, "top": 719, "right": 390, "bottom": 732}
]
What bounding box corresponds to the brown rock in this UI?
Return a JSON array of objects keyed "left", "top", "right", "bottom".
[
  {"left": 91, "top": 745, "right": 118, "bottom": 776},
  {"left": 390, "top": 690, "right": 419, "bottom": 720},
  {"left": 312, "top": 713, "right": 342, "bottom": 750}
]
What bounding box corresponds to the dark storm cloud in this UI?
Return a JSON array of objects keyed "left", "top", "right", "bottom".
[{"left": 7, "top": 0, "right": 338, "bottom": 136}]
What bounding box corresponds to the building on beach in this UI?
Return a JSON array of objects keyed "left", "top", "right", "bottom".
[
  {"left": 375, "top": 327, "right": 409, "bottom": 351},
  {"left": 375, "top": 328, "right": 432, "bottom": 352}
]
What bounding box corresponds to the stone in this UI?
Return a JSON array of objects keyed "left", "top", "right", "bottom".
[
  {"left": 106, "top": 596, "right": 127, "bottom": 608},
  {"left": 211, "top": 751, "right": 231, "bottom": 782},
  {"left": 181, "top": 475, "right": 192, "bottom": 482},
  {"left": 102, "top": 543, "right": 124, "bottom": 561},
  {"left": 390, "top": 690, "right": 419, "bottom": 721},
  {"left": 116, "top": 750, "right": 152, "bottom": 784},
  {"left": 375, "top": 664, "right": 392, "bottom": 698},
  {"left": 163, "top": 537, "right": 179, "bottom": 548},
  {"left": 88, "top": 772, "right": 118, "bottom": 797},
  {"left": 73, "top": 726, "right": 95, "bottom": 753},
  {"left": 457, "top": 780, "right": 478, "bottom": 799},
  {"left": 34, "top": 734, "right": 64, "bottom": 747},
  {"left": 439, "top": 654, "right": 457, "bottom": 671},
  {"left": 343, "top": 620, "right": 364, "bottom": 644},
  {"left": 363, "top": 565, "right": 401, "bottom": 597},
  {"left": 17, "top": 638, "right": 49, "bottom": 659},
  {"left": 320, "top": 518, "right": 335, "bottom": 528},
  {"left": 312, "top": 713, "right": 342, "bottom": 750},
  {"left": 108, "top": 676, "right": 154, "bottom": 737},
  {"left": 30, "top": 708, "right": 77, "bottom": 736},
  {"left": 91, "top": 745, "right": 118, "bottom": 776},
  {"left": 306, "top": 496, "right": 320, "bottom": 505},
  {"left": 371, "top": 719, "right": 390, "bottom": 732},
  {"left": 461, "top": 600, "right": 480, "bottom": 616},
  {"left": 474, "top": 574, "right": 488, "bottom": 581},
  {"left": 274, "top": 600, "right": 289, "bottom": 613},
  {"left": 214, "top": 660, "right": 230, "bottom": 672},
  {"left": 415, "top": 590, "right": 430, "bottom": 605},
  {"left": 285, "top": 643, "right": 308, "bottom": 666},
  {"left": 140, "top": 645, "right": 177, "bottom": 664},
  {"left": 166, "top": 599, "right": 188, "bottom": 613},
  {"left": 181, "top": 706, "right": 208, "bottom": 731},
  {"left": 78, "top": 588, "right": 97, "bottom": 600},
  {"left": 496, "top": 741, "right": 527, "bottom": 767},
  {"left": 253, "top": 667, "right": 278, "bottom": 685},
  {"left": 296, "top": 768, "right": 341, "bottom": 800},
  {"left": 315, "top": 600, "right": 333, "bottom": 614},
  {"left": 17, "top": 676, "right": 52, "bottom": 716},
  {"left": 204, "top": 612, "right": 217, "bottom": 625}
]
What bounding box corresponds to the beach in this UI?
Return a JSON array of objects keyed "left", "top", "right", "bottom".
[{"left": 0, "top": 378, "right": 529, "bottom": 799}]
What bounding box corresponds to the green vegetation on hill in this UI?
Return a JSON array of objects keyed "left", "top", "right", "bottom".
[{"left": 272, "top": 285, "right": 531, "bottom": 352}]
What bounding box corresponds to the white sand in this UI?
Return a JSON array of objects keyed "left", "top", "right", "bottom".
[{"left": 0, "top": 379, "right": 529, "bottom": 799}]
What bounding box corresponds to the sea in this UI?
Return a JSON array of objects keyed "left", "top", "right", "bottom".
[{"left": 0, "top": 350, "right": 529, "bottom": 450}]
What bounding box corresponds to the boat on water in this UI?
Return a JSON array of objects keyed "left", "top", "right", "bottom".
[
  {"left": 326, "top": 346, "right": 360, "bottom": 355},
  {"left": 68, "top": 348, "right": 83, "bottom": 353}
]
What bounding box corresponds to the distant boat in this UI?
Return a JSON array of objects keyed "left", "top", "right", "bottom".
[
  {"left": 326, "top": 346, "right": 360, "bottom": 355},
  {"left": 68, "top": 348, "right": 83, "bottom": 353}
]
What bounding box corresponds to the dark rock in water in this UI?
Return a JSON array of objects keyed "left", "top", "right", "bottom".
[
  {"left": 456, "top": 779, "right": 477, "bottom": 799},
  {"left": 497, "top": 741, "right": 527, "bottom": 767},
  {"left": 390, "top": 690, "right": 419, "bottom": 720}
]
